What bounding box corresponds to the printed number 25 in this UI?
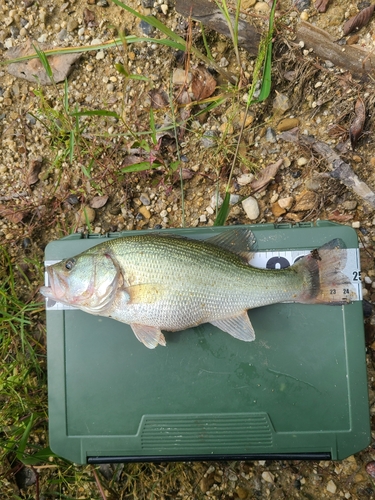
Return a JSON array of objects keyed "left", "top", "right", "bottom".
[{"left": 352, "top": 271, "right": 361, "bottom": 282}]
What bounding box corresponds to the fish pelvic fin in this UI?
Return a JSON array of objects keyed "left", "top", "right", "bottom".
[
  {"left": 210, "top": 311, "right": 256, "bottom": 342},
  {"left": 131, "top": 324, "right": 166, "bottom": 348},
  {"left": 292, "top": 238, "right": 357, "bottom": 304}
]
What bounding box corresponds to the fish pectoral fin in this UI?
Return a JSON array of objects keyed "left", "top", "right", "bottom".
[
  {"left": 131, "top": 323, "right": 166, "bottom": 349},
  {"left": 124, "top": 283, "right": 164, "bottom": 304},
  {"left": 210, "top": 311, "right": 255, "bottom": 342}
]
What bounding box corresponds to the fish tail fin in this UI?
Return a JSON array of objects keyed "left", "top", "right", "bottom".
[{"left": 292, "top": 238, "right": 357, "bottom": 304}]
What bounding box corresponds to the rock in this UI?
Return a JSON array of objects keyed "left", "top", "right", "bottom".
[
  {"left": 140, "top": 193, "right": 151, "bottom": 206},
  {"left": 326, "top": 480, "right": 337, "bottom": 494},
  {"left": 304, "top": 178, "right": 321, "bottom": 191},
  {"left": 262, "top": 471, "right": 275, "bottom": 483},
  {"left": 139, "top": 18, "right": 155, "bottom": 36},
  {"left": 138, "top": 206, "right": 151, "bottom": 219},
  {"left": 297, "top": 157, "right": 308, "bottom": 166},
  {"left": 173, "top": 68, "right": 191, "bottom": 85},
  {"left": 342, "top": 200, "right": 357, "bottom": 210},
  {"left": 199, "top": 214, "right": 207, "bottom": 222},
  {"left": 67, "top": 18, "right": 79, "bottom": 32},
  {"left": 236, "top": 486, "right": 249, "bottom": 499},
  {"left": 76, "top": 206, "right": 95, "bottom": 225},
  {"left": 201, "top": 130, "right": 218, "bottom": 148},
  {"left": 254, "top": 2, "right": 270, "bottom": 14},
  {"left": 237, "top": 173, "right": 255, "bottom": 186},
  {"left": 352, "top": 221, "right": 360, "bottom": 229},
  {"left": 241, "top": 0, "right": 256, "bottom": 8},
  {"left": 366, "top": 461, "right": 375, "bottom": 478},
  {"left": 265, "top": 127, "right": 277, "bottom": 143},
  {"left": 278, "top": 196, "right": 294, "bottom": 210},
  {"left": 242, "top": 196, "right": 259, "bottom": 220},
  {"left": 210, "top": 194, "right": 223, "bottom": 209},
  {"left": 272, "top": 202, "right": 286, "bottom": 217},
  {"left": 293, "top": 190, "right": 317, "bottom": 211},
  {"left": 276, "top": 118, "right": 300, "bottom": 132},
  {"left": 230, "top": 194, "right": 240, "bottom": 205},
  {"left": 273, "top": 92, "right": 291, "bottom": 116}
]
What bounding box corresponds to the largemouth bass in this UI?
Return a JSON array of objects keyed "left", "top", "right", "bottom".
[{"left": 40, "top": 229, "right": 356, "bottom": 348}]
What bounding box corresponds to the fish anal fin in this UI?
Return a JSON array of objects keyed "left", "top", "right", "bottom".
[
  {"left": 206, "top": 228, "right": 257, "bottom": 262},
  {"left": 210, "top": 311, "right": 255, "bottom": 342},
  {"left": 131, "top": 323, "right": 166, "bottom": 348}
]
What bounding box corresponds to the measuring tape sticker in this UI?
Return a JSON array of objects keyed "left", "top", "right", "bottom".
[{"left": 44, "top": 248, "right": 362, "bottom": 311}]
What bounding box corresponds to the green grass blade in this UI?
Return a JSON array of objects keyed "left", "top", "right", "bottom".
[
  {"left": 121, "top": 161, "right": 162, "bottom": 173},
  {"left": 149, "top": 108, "right": 157, "bottom": 145},
  {"left": 16, "top": 413, "right": 35, "bottom": 462},
  {"left": 63, "top": 79, "right": 69, "bottom": 112},
  {"left": 69, "top": 130, "right": 75, "bottom": 163},
  {"left": 255, "top": 0, "right": 276, "bottom": 103},
  {"left": 70, "top": 110, "right": 121, "bottom": 119},
  {"left": 213, "top": 191, "right": 231, "bottom": 226},
  {"left": 32, "top": 44, "right": 54, "bottom": 82}
]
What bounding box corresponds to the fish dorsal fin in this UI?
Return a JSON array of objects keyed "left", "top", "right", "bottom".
[
  {"left": 131, "top": 323, "right": 166, "bottom": 348},
  {"left": 210, "top": 311, "right": 256, "bottom": 342},
  {"left": 206, "top": 228, "right": 257, "bottom": 262}
]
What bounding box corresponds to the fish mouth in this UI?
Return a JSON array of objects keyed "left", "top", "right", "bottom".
[{"left": 40, "top": 266, "right": 68, "bottom": 303}]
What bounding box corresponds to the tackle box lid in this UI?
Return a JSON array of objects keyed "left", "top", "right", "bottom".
[{"left": 44, "top": 221, "right": 370, "bottom": 464}]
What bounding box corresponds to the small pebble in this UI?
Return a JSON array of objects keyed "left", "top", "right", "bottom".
[
  {"left": 265, "top": 127, "right": 277, "bottom": 143},
  {"left": 230, "top": 194, "right": 240, "bottom": 205},
  {"left": 242, "top": 196, "right": 259, "bottom": 220},
  {"left": 96, "top": 50, "right": 105, "bottom": 60},
  {"left": 67, "top": 18, "right": 79, "bottom": 32},
  {"left": 139, "top": 18, "right": 155, "bottom": 36},
  {"left": 342, "top": 200, "right": 357, "bottom": 211},
  {"left": 326, "top": 480, "right": 337, "bottom": 494},
  {"left": 160, "top": 209, "right": 168, "bottom": 217},
  {"left": 201, "top": 130, "right": 218, "bottom": 149},
  {"left": 138, "top": 206, "right": 151, "bottom": 219},
  {"left": 237, "top": 173, "right": 254, "bottom": 186},
  {"left": 254, "top": 1, "right": 270, "bottom": 14},
  {"left": 140, "top": 193, "right": 151, "bottom": 206},
  {"left": 199, "top": 214, "right": 207, "bottom": 223},
  {"left": 160, "top": 3, "right": 168, "bottom": 14},
  {"left": 262, "top": 471, "right": 275, "bottom": 483},
  {"left": 210, "top": 194, "right": 223, "bottom": 209},
  {"left": 352, "top": 221, "right": 360, "bottom": 229},
  {"left": 297, "top": 157, "right": 308, "bottom": 166},
  {"left": 57, "top": 28, "right": 67, "bottom": 41}
]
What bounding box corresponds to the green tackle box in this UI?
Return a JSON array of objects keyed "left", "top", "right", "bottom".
[{"left": 44, "top": 221, "right": 370, "bottom": 464}]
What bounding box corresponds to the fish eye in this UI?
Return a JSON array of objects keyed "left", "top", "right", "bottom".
[{"left": 65, "top": 258, "right": 76, "bottom": 271}]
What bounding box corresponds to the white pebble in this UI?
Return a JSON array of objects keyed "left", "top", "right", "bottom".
[
  {"left": 262, "top": 471, "right": 275, "bottom": 483},
  {"left": 210, "top": 194, "right": 223, "bottom": 209},
  {"left": 78, "top": 27, "right": 85, "bottom": 36},
  {"left": 37, "top": 34, "right": 48, "bottom": 43},
  {"left": 96, "top": 50, "right": 105, "bottom": 60},
  {"left": 242, "top": 196, "right": 259, "bottom": 220},
  {"left": 352, "top": 221, "right": 360, "bottom": 229},
  {"left": 160, "top": 209, "right": 168, "bottom": 217},
  {"left": 199, "top": 214, "right": 207, "bottom": 223},
  {"left": 206, "top": 206, "right": 214, "bottom": 215},
  {"left": 297, "top": 157, "right": 308, "bottom": 166},
  {"left": 160, "top": 3, "right": 168, "bottom": 14},
  {"left": 364, "top": 276, "right": 372, "bottom": 284},
  {"left": 326, "top": 480, "right": 337, "bottom": 494},
  {"left": 237, "top": 173, "right": 254, "bottom": 186}
]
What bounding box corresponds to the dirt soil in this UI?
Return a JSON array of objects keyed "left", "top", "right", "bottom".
[{"left": 1, "top": 0, "right": 375, "bottom": 498}]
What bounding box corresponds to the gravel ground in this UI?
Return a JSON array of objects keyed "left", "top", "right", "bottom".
[{"left": 1, "top": 0, "right": 375, "bottom": 498}]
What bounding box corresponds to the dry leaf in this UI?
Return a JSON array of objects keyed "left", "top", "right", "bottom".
[
  {"left": 173, "top": 168, "right": 193, "bottom": 183},
  {"left": 250, "top": 159, "right": 283, "bottom": 193},
  {"left": 349, "top": 98, "right": 366, "bottom": 150},
  {"left": 83, "top": 8, "right": 96, "bottom": 26},
  {"left": 90, "top": 195, "right": 109, "bottom": 209},
  {"left": 315, "top": 0, "right": 330, "bottom": 13},
  {"left": 27, "top": 157, "right": 42, "bottom": 185},
  {"left": 149, "top": 88, "right": 169, "bottom": 109},
  {"left": 6, "top": 40, "right": 81, "bottom": 85},
  {"left": 0, "top": 204, "right": 24, "bottom": 223},
  {"left": 343, "top": 4, "right": 375, "bottom": 36},
  {"left": 328, "top": 210, "right": 354, "bottom": 222},
  {"left": 191, "top": 65, "right": 217, "bottom": 101}
]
